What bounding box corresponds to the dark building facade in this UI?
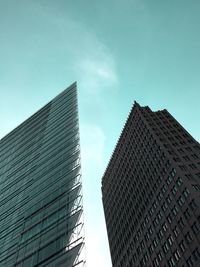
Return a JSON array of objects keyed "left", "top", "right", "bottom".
[
  {"left": 102, "top": 102, "right": 200, "bottom": 267},
  {"left": 0, "top": 83, "right": 85, "bottom": 266}
]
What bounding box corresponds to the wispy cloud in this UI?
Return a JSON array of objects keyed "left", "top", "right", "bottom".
[
  {"left": 43, "top": 4, "right": 119, "bottom": 94},
  {"left": 80, "top": 124, "right": 106, "bottom": 165},
  {"left": 61, "top": 19, "right": 119, "bottom": 95},
  {"left": 76, "top": 56, "right": 118, "bottom": 94}
]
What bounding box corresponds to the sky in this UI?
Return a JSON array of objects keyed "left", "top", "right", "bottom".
[{"left": 1, "top": 1, "right": 200, "bottom": 266}]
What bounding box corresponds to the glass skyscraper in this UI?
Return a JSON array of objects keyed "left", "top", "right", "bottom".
[
  {"left": 0, "top": 83, "right": 85, "bottom": 266},
  {"left": 102, "top": 102, "right": 200, "bottom": 267}
]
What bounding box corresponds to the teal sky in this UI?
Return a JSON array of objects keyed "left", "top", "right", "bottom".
[{"left": 1, "top": 1, "right": 200, "bottom": 266}]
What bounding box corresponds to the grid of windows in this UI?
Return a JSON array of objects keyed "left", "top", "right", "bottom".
[
  {"left": 102, "top": 102, "right": 200, "bottom": 267},
  {"left": 0, "top": 83, "right": 85, "bottom": 267}
]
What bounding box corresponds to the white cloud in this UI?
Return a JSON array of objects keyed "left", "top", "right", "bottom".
[
  {"left": 76, "top": 56, "right": 118, "bottom": 94},
  {"left": 69, "top": 23, "right": 118, "bottom": 94},
  {"left": 45, "top": 7, "right": 118, "bottom": 94},
  {"left": 35, "top": 2, "right": 118, "bottom": 86},
  {"left": 80, "top": 124, "right": 106, "bottom": 166}
]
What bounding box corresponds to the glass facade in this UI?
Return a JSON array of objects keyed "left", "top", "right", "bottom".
[{"left": 0, "top": 83, "right": 85, "bottom": 267}]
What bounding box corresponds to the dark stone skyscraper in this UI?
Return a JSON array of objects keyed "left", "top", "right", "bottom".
[
  {"left": 102, "top": 102, "right": 200, "bottom": 267},
  {"left": 0, "top": 83, "right": 85, "bottom": 267}
]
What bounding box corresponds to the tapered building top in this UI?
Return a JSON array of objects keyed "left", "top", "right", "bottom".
[{"left": 0, "top": 83, "right": 85, "bottom": 267}]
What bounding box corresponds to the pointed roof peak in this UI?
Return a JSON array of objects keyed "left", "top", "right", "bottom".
[{"left": 134, "top": 100, "right": 141, "bottom": 108}]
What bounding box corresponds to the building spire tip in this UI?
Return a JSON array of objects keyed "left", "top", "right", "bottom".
[{"left": 134, "top": 100, "right": 140, "bottom": 107}]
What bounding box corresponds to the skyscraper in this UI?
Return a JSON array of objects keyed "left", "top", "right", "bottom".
[
  {"left": 0, "top": 83, "right": 85, "bottom": 267},
  {"left": 102, "top": 102, "right": 200, "bottom": 267}
]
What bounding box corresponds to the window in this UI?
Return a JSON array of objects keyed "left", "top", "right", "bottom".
[
  {"left": 185, "top": 174, "right": 193, "bottom": 180},
  {"left": 162, "top": 222, "right": 168, "bottom": 232},
  {"left": 178, "top": 217, "right": 185, "bottom": 230},
  {"left": 157, "top": 229, "right": 164, "bottom": 240},
  {"left": 145, "top": 215, "right": 149, "bottom": 223},
  {"left": 178, "top": 196, "right": 185, "bottom": 206},
  {"left": 144, "top": 252, "right": 149, "bottom": 262},
  {"left": 167, "top": 235, "right": 174, "bottom": 246},
  {"left": 156, "top": 176, "right": 162, "bottom": 185},
  {"left": 162, "top": 242, "right": 169, "bottom": 253},
  {"left": 132, "top": 253, "right": 137, "bottom": 263},
  {"left": 148, "top": 244, "right": 154, "bottom": 255},
  {"left": 176, "top": 177, "right": 183, "bottom": 186},
  {"left": 137, "top": 246, "right": 141, "bottom": 255},
  {"left": 191, "top": 154, "right": 198, "bottom": 159},
  {"left": 192, "top": 184, "right": 200, "bottom": 191},
  {"left": 196, "top": 172, "right": 200, "bottom": 178},
  {"left": 171, "top": 168, "right": 177, "bottom": 177},
  {"left": 174, "top": 157, "right": 181, "bottom": 162},
  {"left": 166, "top": 194, "right": 172, "bottom": 205},
  {"left": 180, "top": 141, "right": 186, "bottom": 145},
  {"left": 189, "top": 164, "right": 197, "bottom": 169},
  {"left": 189, "top": 199, "right": 197, "bottom": 211},
  {"left": 134, "top": 234, "right": 138, "bottom": 243},
  {"left": 167, "top": 214, "right": 172, "bottom": 224},
  {"left": 183, "top": 156, "right": 190, "bottom": 161},
  {"left": 192, "top": 247, "right": 200, "bottom": 262},
  {"left": 157, "top": 211, "right": 163, "bottom": 220},
  {"left": 153, "top": 218, "right": 159, "bottom": 227},
  {"left": 141, "top": 221, "right": 146, "bottom": 230},
  {"left": 153, "top": 257, "right": 159, "bottom": 267},
  {"left": 137, "top": 229, "right": 141, "bottom": 238},
  {"left": 183, "top": 187, "right": 190, "bottom": 198},
  {"left": 186, "top": 256, "right": 193, "bottom": 267},
  {"left": 162, "top": 202, "right": 168, "bottom": 212},
  {"left": 157, "top": 192, "right": 163, "bottom": 201},
  {"left": 185, "top": 232, "right": 193, "bottom": 244},
  {"left": 166, "top": 175, "right": 172, "bottom": 185},
  {"left": 172, "top": 185, "right": 178, "bottom": 195},
  {"left": 184, "top": 208, "right": 191, "bottom": 220},
  {"left": 148, "top": 226, "right": 153, "bottom": 235},
  {"left": 191, "top": 222, "right": 199, "bottom": 234},
  {"left": 145, "top": 232, "right": 150, "bottom": 241},
  {"left": 179, "top": 240, "right": 186, "bottom": 252},
  {"left": 153, "top": 201, "right": 158, "bottom": 209},
  {"left": 173, "top": 249, "right": 181, "bottom": 261},
  {"left": 157, "top": 250, "right": 163, "bottom": 262},
  {"left": 168, "top": 257, "right": 176, "bottom": 267},
  {"left": 161, "top": 184, "right": 167, "bottom": 194},
  {"left": 172, "top": 205, "right": 179, "bottom": 216},
  {"left": 179, "top": 165, "right": 187, "bottom": 171},
  {"left": 149, "top": 207, "right": 154, "bottom": 216},
  {"left": 173, "top": 226, "right": 179, "bottom": 237},
  {"left": 153, "top": 238, "right": 158, "bottom": 248}
]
